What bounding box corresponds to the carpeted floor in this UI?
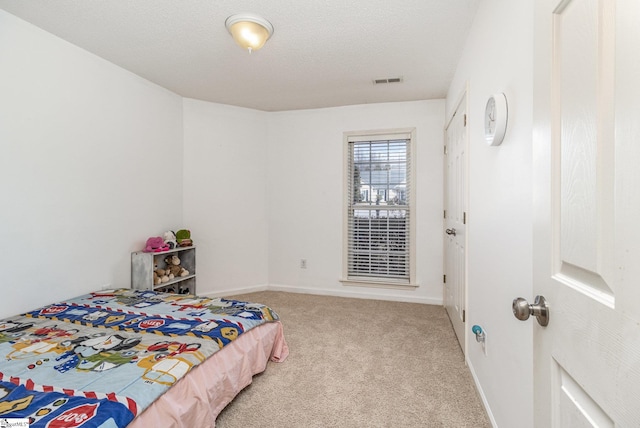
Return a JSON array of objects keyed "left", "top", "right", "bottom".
[{"left": 216, "top": 291, "right": 490, "bottom": 428}]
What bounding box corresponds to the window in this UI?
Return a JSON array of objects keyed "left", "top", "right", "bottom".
[{"left": 343, "top": 129, "right": 416, "bottom": 286}]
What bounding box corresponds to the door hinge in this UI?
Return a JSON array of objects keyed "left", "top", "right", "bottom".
[
  {"left": 463, "top": 212, "right": 467, "bottom": 224},
  {"left": 444, "top": 145, "right": 447, "bottom": 155},
  {"left": 463, "top": 310, "right": 466, "bottom": 322},
  {"left": 443, "top": 274, "right": 446, "bottom": 283},
  {"left": 464, "top": 114, "right": 467, "bottom": 127},
  {"left": 444, "top": 210, "right": 447, "bottom": 219}
]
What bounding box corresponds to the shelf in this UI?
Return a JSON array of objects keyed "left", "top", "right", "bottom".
[
  {"left": 141, "top": 246, "right": 194, "bottom": 256},
  {"left": 131, "top": 246, "right": 196, "bottom": 294},
  {"left": 152, "top": 273, "right": 195, "bottom": 290}
]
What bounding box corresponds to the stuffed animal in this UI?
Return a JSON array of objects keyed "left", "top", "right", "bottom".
[
  {"left": 144, "top": 236, "right": 169, "bottom": 253},
  {"left": 163, "top": 231, "right": 178, "bottom": 249},
  {"left": 153, "top": 263, "right": 172, "bottom": 285},
  {"left": 175, "top": 229, "right": 193, "bottom": 247},
  {"left": 164, "top": 254, "right": 189, "bottom": 277}
]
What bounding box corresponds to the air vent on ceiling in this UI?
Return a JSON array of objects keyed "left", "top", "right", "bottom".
[{"left": 373, "top": 77, "right": 404, "bottom": 85}]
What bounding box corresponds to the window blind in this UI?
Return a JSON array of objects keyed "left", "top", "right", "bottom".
[{"left": 346, "top": 137, "right": 411, "bottom": 282}]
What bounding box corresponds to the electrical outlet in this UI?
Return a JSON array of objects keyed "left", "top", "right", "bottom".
[{"left": 300, "top": 259, "right": 307, "bottom": 269}]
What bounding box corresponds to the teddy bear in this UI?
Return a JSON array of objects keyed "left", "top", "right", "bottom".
[
  {"left": 163, "top": 231, "right": 178, "bottom": 249},
  {"left": 153, "top": 265, "right": 172, "bottom": 285},
  {"left": 164, "top": 254, "right": 189, "bottom": 277}
]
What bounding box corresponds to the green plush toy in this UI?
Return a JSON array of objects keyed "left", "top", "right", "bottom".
[{"left": 176, "top": 229, "right": 193, "bottom": 247}]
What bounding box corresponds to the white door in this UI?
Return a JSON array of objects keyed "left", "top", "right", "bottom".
[
  {"left": 444, "top": 92, "right": 467, "bottom": 353},
  {"left": 531, "top": 0, "right": 640, "bottom": 426}
]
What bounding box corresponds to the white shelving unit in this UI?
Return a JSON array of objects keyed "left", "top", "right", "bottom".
[{"left": 131, "top": 246, "right": 196, "bottom": 294}]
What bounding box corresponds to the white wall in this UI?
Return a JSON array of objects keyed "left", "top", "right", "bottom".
[
  {"left": 267, "top": 101, "right": 445, "bottom": 304},
  {"left": 0, "top": 9, "right": 443, "bottom": 311},
  {"left": 446, "top": 1, "right": 534, "bottom": 426},
  {"left": 0, "top": 11, "right": 184, "bottom": 316},
  {"left": 182, "top": 100, "right": 269, "bottom": 296}
]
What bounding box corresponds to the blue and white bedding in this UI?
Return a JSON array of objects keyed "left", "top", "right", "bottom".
[{"left": 0, "top": 289, "right": 278, "bottom": 427}]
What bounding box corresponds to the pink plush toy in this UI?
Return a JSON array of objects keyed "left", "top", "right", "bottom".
[{"left": 144, "top": 236, "right": 169, "bottom": 252}]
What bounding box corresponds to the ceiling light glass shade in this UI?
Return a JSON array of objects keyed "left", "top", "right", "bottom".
[{"left": 225, "top": 14, "right": 274, "bottom": 53}]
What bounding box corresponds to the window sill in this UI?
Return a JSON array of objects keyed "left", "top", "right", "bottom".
[{"left": 340, "top": 278, "right": 419, "bottom": 291}]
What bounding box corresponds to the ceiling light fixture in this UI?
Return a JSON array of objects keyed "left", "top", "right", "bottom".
[{"left": 225, "top": 13, "right": 274, "bottom": 54}]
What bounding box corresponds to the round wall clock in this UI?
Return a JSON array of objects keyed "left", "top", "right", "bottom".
[{"left": 484, "top": 93, "right": 508, "bottom": 146}]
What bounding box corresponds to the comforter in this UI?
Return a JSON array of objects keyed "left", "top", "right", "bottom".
[{"left": 0, "top": 289, "right": 278, "bottom": 427}]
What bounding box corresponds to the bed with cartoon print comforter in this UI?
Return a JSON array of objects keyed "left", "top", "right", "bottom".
[{"left": 0, "top": 288, "right": 283, "bottom": 427}]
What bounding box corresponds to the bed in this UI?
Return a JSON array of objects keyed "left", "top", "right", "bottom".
[{"left": 0, "top": 288, "right": 289, "bottom": 427}]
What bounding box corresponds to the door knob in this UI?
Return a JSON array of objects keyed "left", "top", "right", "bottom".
[
  {"left": 512, "top": 295, "right": 549, "bottom": 327},
  {"left": 445, "top": 228, "right": 457, "bottom": 236}
]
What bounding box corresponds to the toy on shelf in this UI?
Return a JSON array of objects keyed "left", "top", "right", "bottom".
[
  {"left": 163, "top": 231, "right": 178, "bottom": 249},
  {"left": 153, "top": 256, "right": 172, "bottom": 285},
  {"left": 153, "top": 267, "right": 171, "bottom": 285},
  {"left": 159, "top": 285, "right": 177, "bottom": 293},
  {"left": 165, "top": 254, "right": 189, "bottom": 278},
  {"left": 175, "top": 229, "right": 193, "bottom": 247},
  {"left": 144, "top": 236, "right": 169, "bottom": 253}
]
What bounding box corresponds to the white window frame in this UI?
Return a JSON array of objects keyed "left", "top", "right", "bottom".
[{"left": 341, "top": 128, "right": 417, "bottom": 289}]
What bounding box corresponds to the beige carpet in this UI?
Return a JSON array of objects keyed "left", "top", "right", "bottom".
[{"left": 216, "top": 291, "right": 490, "bottom": 428}]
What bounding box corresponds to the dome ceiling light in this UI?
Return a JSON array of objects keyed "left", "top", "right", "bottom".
[{"left": 225, "top": 13, "right": 274, "bottom": 54}]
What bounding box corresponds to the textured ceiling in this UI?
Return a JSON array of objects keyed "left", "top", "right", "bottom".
[{"left": 0, "top": 0, "right": 479, "bottom": 111}]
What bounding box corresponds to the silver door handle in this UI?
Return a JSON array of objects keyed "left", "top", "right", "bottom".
[
  {"left": 512, "top": 295, "right": 549, "bottom": 327},
  {"left": 445, "top": 228, "right": 457, "bottom": 236}
]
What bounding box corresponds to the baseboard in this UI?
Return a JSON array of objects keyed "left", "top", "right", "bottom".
[
  {"left": 198, "top": 283, "right": 269, "bottom": 298},
  {"left": 198, "top": 282, "right": 442, "bottom": 305},
  {"left": 467, "top": 357, "right": 498, "bottom": 427},
  {"left": 267, "top": 283, "right": 443, "bottom": 305}
]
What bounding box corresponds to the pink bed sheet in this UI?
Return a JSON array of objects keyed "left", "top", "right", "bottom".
[{"left": 128, "top": 321, "right": 289, "bottom": 428}]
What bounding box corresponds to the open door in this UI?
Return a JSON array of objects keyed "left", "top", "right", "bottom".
[
  {"left": 529, "top": 0, "right": 640, "bottom": 425},
  {"left": 444, "top": 91, "right": 467, "bottom": 353}
]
